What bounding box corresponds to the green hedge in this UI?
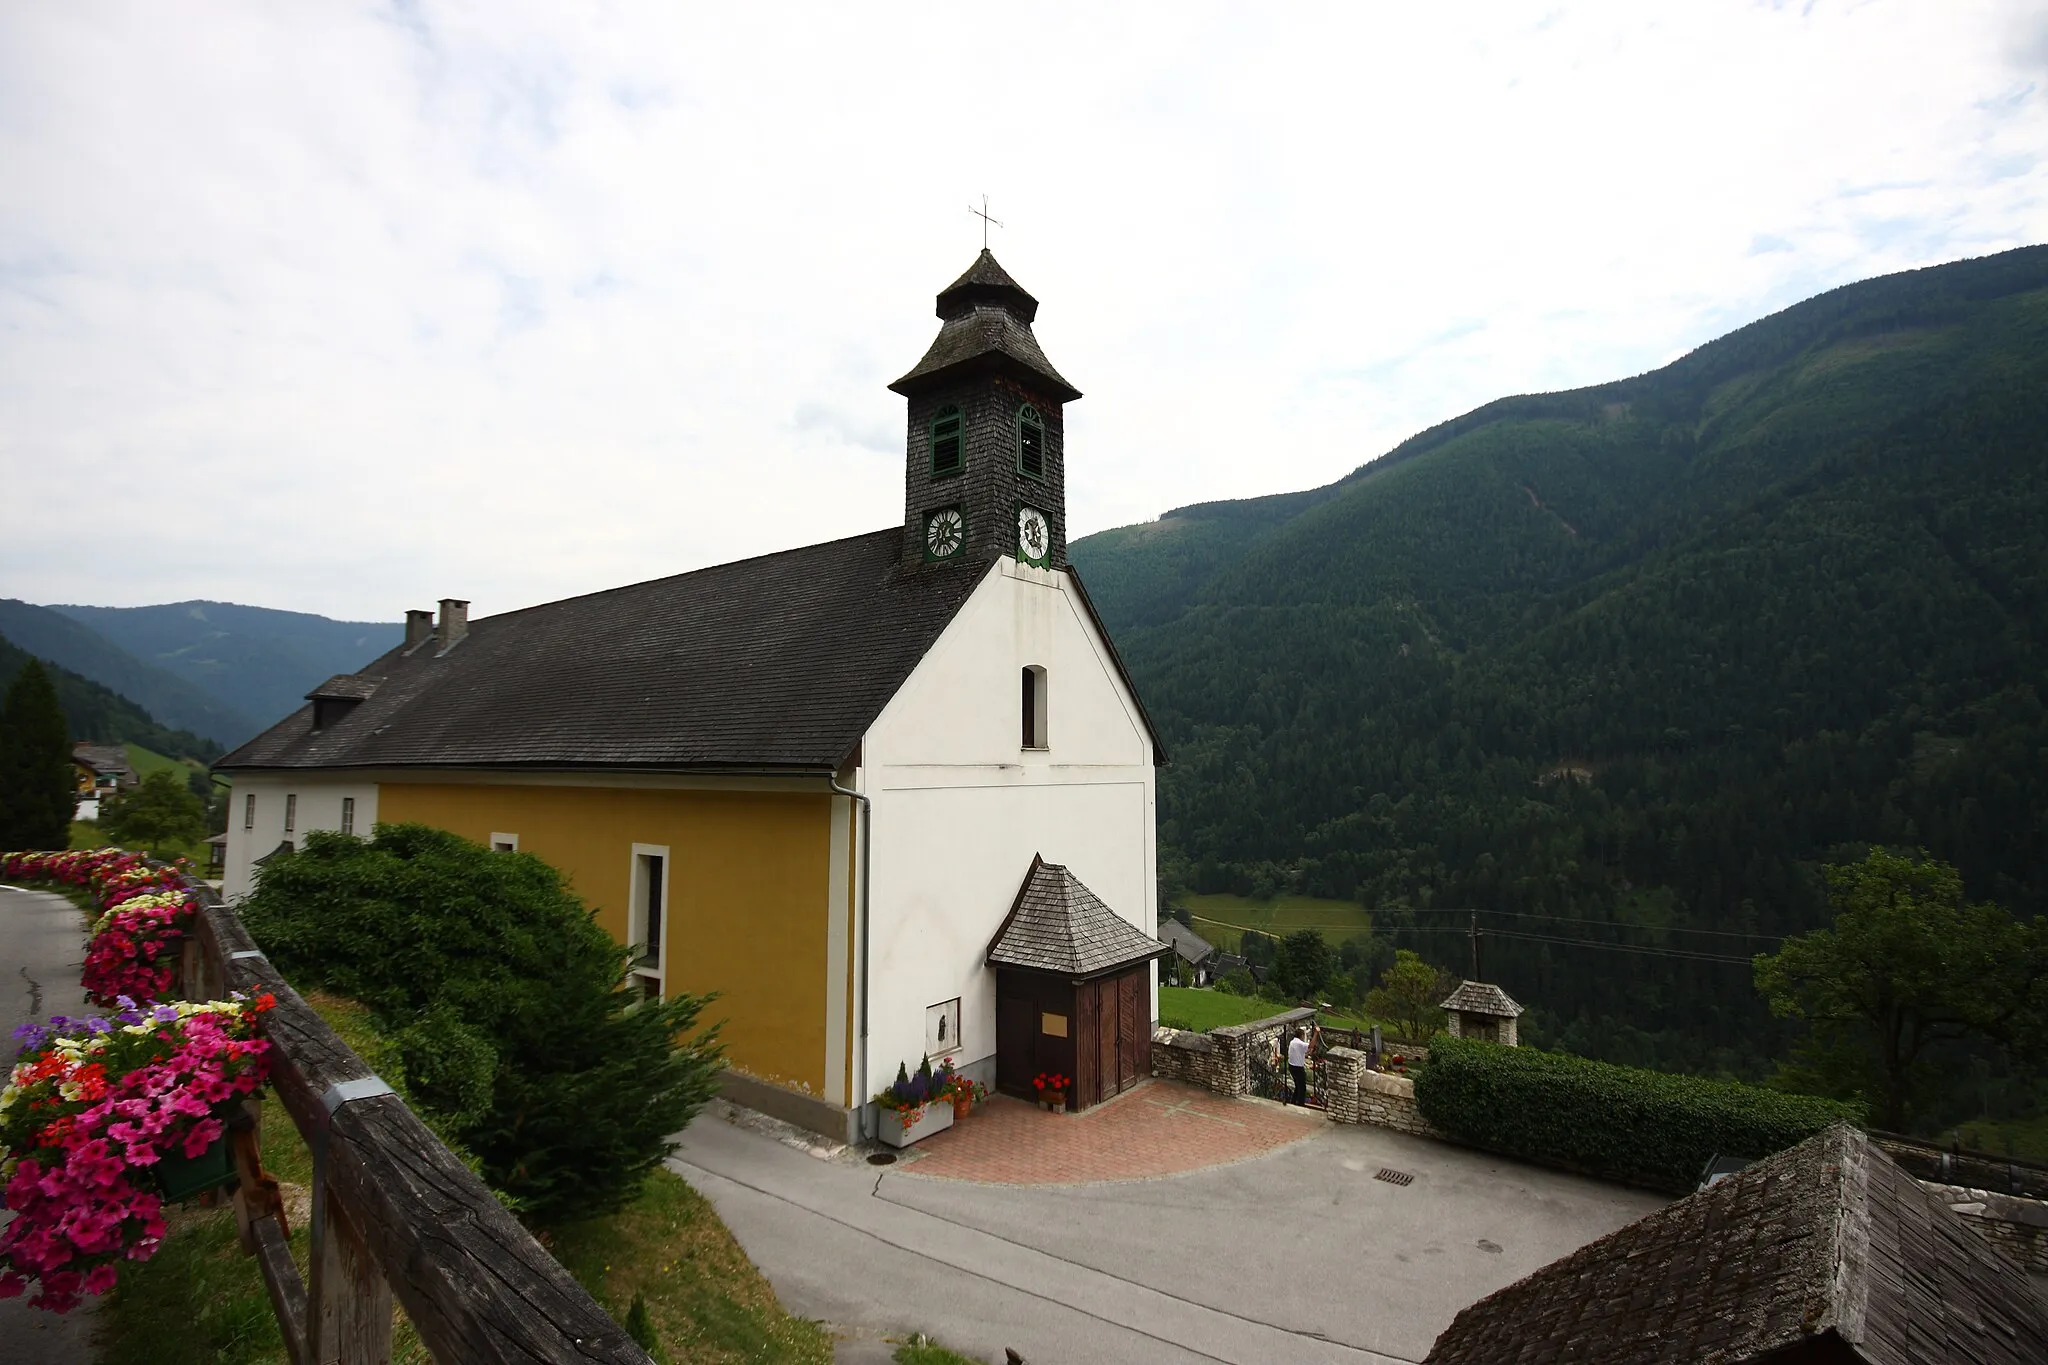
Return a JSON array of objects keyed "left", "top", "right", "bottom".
[{"left": 1413, "top": 1035, "right": 1863, "bottom": 1191}]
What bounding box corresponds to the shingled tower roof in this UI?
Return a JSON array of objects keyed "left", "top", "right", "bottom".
[
  {"left": 986, "top": 855, "right": 1167, "bottom": 980},
  {"left": 1425, "top": 1122, "right": 2048, "bottom": 1365},
  {"left": 1439, "top": 981, "right": 1523, "bottom": 1019},
  {"left": 889, "top": 249, "right": 1081, "bottom": 402}
]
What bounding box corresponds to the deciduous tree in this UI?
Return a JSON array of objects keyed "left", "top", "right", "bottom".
[
  {"left": 1368, "top": 949, "right": 1451, "bottom": 1044},
  {"left": 1753, "top": 848, "right": 2029, "bottom": 1131},
  {"left": 99, "top": 768, "right": 207, "bottom": 854},
  {"left": 1275, "top": 928, "right": 1334, "bottom": 1002}
]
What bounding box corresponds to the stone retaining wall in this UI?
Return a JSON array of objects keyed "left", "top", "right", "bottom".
[
  {"left": 1323, "top": 1048, "right": 1447, "bottom": 1138},
  {"left": 1918, "top": 1181, "right": 2048, "bottom": 1274},
  {"left": 1152, "top": 1006, "right": 1316, "bottom": 1098}
]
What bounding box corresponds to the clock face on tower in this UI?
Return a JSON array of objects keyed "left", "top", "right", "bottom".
[
  {"left": 924, "top": 506, "right": 965, "bottom": 561},
  {"left": 1016, "top": 505, "right": 1051, "bottom": 568}
]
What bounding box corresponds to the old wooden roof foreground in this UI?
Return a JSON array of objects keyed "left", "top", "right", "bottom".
[
  {"left": 1424, "top": 1122, "right": 2048, "bottom": 1365},
  {"left": 987, "top": 855, "right": 1167, "bottom": 980}
]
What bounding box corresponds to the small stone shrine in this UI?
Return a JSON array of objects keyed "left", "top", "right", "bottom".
[{"left": 1440, "top": 980, "right": 1523, "bottom": 1046}]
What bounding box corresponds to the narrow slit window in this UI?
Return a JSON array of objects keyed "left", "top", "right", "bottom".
[
  {"left": 1022, "top": 665, "right": 1048, "bottom": 749},
  {"left": 1017, "top": 404, "right": 1044, "bottom": 479},
  {"left": 283, "top": 793, "right": 297, "bottom": 834},
  {"left": 243, "top": 793, "right": 255, "bottom": 831},
  {"left": 631, "top": 846, "right": 669, "bottom": 990},
  {"left": 930, "top": 405, "right": 964, "bottom": 476},
  {"left": 341, "top": 797, "right": 355, "bottom": 836}
]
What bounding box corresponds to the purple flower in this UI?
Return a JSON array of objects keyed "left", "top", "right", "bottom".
[
  {"left": 115, "top": 996, "right": 136, "bottom": 1011},
  {"left": 150, "top": 1005, "right": 179, "bottom": 1024},
  {"left": 84, "top": 1018, "right": 112, "bottom": 1035}
]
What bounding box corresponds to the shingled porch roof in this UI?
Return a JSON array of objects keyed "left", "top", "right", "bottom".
[
  {"left": 986, "top": 855, "right": 1168, "bottom": 981},
  {"left": 1424, "top": 1122, "right": 2048, "bottom": 1365}
]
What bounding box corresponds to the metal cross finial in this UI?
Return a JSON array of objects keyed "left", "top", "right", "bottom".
[{"left": 969, "top": 194, "right": 1003, "bottom": 250}]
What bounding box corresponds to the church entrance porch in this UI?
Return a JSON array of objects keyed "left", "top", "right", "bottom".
[
  {"left": 984, "top": 855, "right": 1169, "bottom": 1112},
  {"left": 993, "top": 964, "right": 1150, "bottom": 1110}
]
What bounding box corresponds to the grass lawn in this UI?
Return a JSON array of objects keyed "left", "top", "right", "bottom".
[
  {"left": 1951, "top": 1114, "right": 2048, "bottom": 1163},
  {"left": 97, "top": 992, "right": 828, "bottom": 1365},
  {"left": 1157, "top": 986, "right": 1379, "bottom": 1035},
  {"left": 1177, "top": 892, "right": 1373, "bottom": 952}
]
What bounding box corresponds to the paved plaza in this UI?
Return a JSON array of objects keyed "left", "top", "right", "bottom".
[
  {"left": 902, "top": 1080, "right": 1324, "bottom": 1184},
  {"left": 674, "top": 1090, "right": 1666, "bottom": 1364}
]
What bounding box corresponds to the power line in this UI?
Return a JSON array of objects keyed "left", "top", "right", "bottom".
[
  {"left": 1182, "top": 913, "right": 1759, "bottom": 965},
  {"left": 1395, "top": 907, "right": 1783, "bottom": 941}
]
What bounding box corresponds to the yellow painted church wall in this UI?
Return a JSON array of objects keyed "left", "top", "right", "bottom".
[{"left": 374, "top": 781, "right": 835, "bottom": 1095}]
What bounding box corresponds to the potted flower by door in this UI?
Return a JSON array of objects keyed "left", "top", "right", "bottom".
[
  {"left": 947, "top": 1074, "right": 985, "bottom": 1121},
  {"left": 1033, "top": 1072, "right": 1071, "bottom": 1113},
  {"left": 873, "top": 1057, "right": 954, "bottom": 1148}
]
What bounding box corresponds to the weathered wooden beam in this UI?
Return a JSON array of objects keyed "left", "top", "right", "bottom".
[
  {"left": 251, "top": 1213, "right": 310, "bottom": 1365},
  {"left": 183, "top": 880, "right": 651, "bottom": 1364},
  {"left": 309, "top": 1188, "right": 394, "bottom": 1365}
]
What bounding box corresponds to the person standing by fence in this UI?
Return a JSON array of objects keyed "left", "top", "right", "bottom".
[{"left": 1286, "top": 1027, "right": 1310, "bottom": 1105}]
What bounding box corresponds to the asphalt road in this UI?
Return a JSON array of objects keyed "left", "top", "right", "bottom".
[
  {"left": 672, "top": 1100, "right": 1665, "bottom": 1364},
  {"left": 0, "top": 882, "right": 98, "bottom": 1365}
]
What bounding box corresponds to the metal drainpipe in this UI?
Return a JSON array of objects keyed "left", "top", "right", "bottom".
[{"left": 828, "top": 773, "right": 871, "bottom": 1141}]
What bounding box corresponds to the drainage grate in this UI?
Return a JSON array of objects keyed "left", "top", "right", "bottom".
[
  {"left": 866, "top": 1152, "right": 897, "bottom": 1166},
  {"left": 1374, "top": 1167, "right": 1414, "bottom": 1186}
]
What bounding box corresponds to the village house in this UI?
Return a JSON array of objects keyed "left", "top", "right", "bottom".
[{"left": 215, "top": 252, "right": 1166, "bottom": 1143}]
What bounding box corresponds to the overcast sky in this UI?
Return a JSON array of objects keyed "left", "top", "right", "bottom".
[{"left": 3, "top": 2, "right": 2045, "bottom": 623}]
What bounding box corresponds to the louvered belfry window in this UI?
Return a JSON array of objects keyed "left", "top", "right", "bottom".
[
  {"left": 930, "top": 405, "right": 964, "bottom": 475},
  {"left": 1017, "top": 404, "right": 1044, "bottom": 478}
]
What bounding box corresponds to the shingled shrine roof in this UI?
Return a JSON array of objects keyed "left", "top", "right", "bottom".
[
  {"left": 1439, "top": 980, "right": 1523, "bottom": 1019},
  {"left": 217, "top": 528, "right": 989, "bottom": 774},
  {"left": 987, "top": 855, "right": 1168, "bottom": 980},
  {"left": 1424, "top": 1123, "right": 2048, "bottom": 1365},
  {"left": 889, "top": 250, "right": 1081, "bottom": 403}
]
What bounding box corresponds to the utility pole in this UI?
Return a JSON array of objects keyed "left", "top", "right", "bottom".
[{"left": 1470, "top": 911, "right": 1483, "bottom": 980}]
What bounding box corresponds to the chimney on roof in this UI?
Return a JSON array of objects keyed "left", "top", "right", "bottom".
[
  {"left": 404, "top": 609, "right": 434, "bottom": 650},
  {"left": 436, "top": 599, "right": 469, "bottom": 653}
]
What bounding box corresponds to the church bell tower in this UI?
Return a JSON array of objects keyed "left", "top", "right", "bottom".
[{"left": 891, "top": 250, "right": 1081, "bottom": 572}]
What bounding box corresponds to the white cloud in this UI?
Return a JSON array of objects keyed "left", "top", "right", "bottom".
[{"left": 1, "top": 0, "right": 2042, "bottom": 620}]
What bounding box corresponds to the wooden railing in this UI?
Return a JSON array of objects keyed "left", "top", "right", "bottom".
[{"left": 175, "top": 876, "right": 651, "bottom": 1365}]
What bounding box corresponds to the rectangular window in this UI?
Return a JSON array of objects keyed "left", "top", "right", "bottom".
[
  {"left": 1021, "top": 666, "right": 1047, "bottom": 749},
  {"left": 930, "top": 407, "right": 963, "bottom": 475},
  {"left": 1018, "top": 421, "right": 1044, "bottom": 478},
  {"left": 341, "top": 797, "right": 355, "bottom": 836},
  {"left": 490, "top": 832, "right": 519, "bottom": 853},
  {"left": 283, "top": 794, "right": 297, "bottom": 834},
  {"left": 244, "top": 793, "right": 255, "bottom": 831},
  {"left": 628, "top": 843, "right": 670, "bottom": 1000}
]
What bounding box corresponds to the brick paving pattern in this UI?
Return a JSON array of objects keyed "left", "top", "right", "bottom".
[{"left": 900, "top": 1078, "right": 1323, "bottom": 1185}]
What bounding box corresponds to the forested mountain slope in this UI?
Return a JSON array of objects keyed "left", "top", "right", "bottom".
[
  {"left": 0, "top": 633, "right": 222, "bottom": 764},
  {"left": 0, "top": 600, "right": 256, "bottom": 746},
  {"left": 1070, "top": 245, "right": 2048, "bottom": 1072},
  {"left": 50, "top": 601, "right": 401, "bottom": 737}
]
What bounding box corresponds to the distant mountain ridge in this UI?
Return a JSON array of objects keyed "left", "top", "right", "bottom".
[
  {"left": 0, "top": 600, "right": 258, "bottom": 746},
  {"left": 50, "top": 601, "right": 402, "bottom": 738},
  {"left": 0, "top": 633, "right": 221, "bottom": 765},
  {"left": 1069, "top": 244, "right": 2048, "bottom": 1072}
]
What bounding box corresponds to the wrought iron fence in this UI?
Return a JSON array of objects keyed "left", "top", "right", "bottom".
[{"left": 1247, "top": 1023, "right": 1329, "bottom": 1109}]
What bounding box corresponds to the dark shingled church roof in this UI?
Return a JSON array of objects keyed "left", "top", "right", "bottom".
[
  {"left": 889, "top": 250, "right": 1081, "bottom": 403},
  {"left": 217, "top": 528, "right": 989, "bottom": 774},
  {"left": 987, "top": 856, "right": 1168, "bottom": 980},
  {"left": 1424, "top": 1122, "right": 2048, "bottom": 1365}
]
